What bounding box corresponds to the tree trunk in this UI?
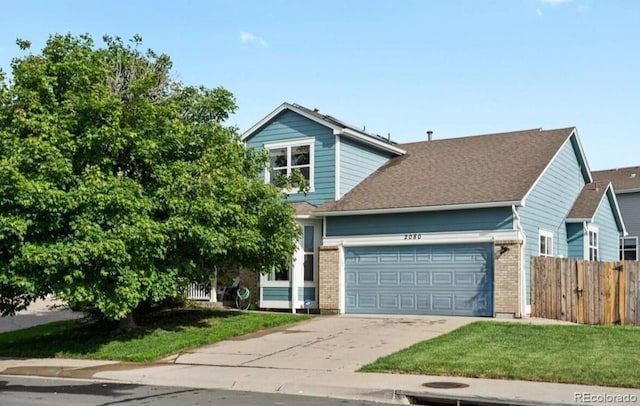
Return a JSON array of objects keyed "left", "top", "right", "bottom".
[{"left": 118, "top": 312, "right": 137, "bottom": 332}]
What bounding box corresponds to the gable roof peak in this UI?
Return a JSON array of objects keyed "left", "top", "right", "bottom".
[{"left": 242, "top": 102, "right": 405, "bottom": 156}]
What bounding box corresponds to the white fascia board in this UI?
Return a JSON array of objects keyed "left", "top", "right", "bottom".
[
  {"left": 337, "top": 128, "right": 406, "bottom": 156},
  {"left": 604, "top": 183, "right": 628, "bottom": 236},
  {"left": 571, "top": 128, "right": 593, "bottom": 183},
  {"left": 521, "top": 131, "right": 575, "bottom": 206},
  {"left": 323, "top": 229, "right": 521, "bottom": 247},
  {"left": 616, "top": 188, "right": 640, "bottom": 194},
  {"left": 315, "top": 200, "right": 521, "bottom": 217},
  {"left": 295, "top": 214, "right": 321, "bottom": 220},
  {"left": 241, "top": 103, "right": 342, "bottom": 141}
]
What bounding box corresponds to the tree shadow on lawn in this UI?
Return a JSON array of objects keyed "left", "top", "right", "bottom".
[{"left": 0, "top": 309, "right": 243, "bottom": 359}]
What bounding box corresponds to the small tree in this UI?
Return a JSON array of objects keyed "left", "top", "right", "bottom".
[{"left": 0, "top": 34, "right": 300, "bottom": 328}]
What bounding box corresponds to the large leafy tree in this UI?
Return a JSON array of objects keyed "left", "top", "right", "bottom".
[{"left": 0, "top": 34, "right": 300, "bottom": 326}]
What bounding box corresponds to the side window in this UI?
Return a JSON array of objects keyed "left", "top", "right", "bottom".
[
  {"left": 588, "top": 229, "right": 598, "bottom": 261},
  {"left": 303, "top": 225, "right": 315, "bottom": 282},
  {"left": 539, "top": 230, "right": 553, "bottom": 257},
  {"left": 620, "top": 237, "right": 638, "bottom": 261}
]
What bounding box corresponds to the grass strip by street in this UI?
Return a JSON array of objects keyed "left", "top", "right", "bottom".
[
  {"left": 0, "top": 309, "right": 309, "bottom": 362},
  {"left": 360, "top": 321, "right": 640, "bottom": 388}
]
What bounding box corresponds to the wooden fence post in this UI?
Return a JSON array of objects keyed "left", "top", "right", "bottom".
[
  {"left": 604, "top": 262, "right": 615, "bottom": 324},
  {"left": 577, "top": 260, "right": 585, "bottom": 324}
]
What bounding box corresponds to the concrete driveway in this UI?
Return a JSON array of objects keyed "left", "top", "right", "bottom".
[
  {"left": 0, "top": 296, "right": 83, "bottom": 333},
  {"left": 169, "top": 314, "right": 475, "bottom": 372}
]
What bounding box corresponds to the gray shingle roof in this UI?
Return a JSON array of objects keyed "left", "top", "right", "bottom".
[
  {"left": 291, "top": 201, "right": 317, "bottom": 216},
  {"left": 567, "top": 183, "right": 609, "bottom": 220},
  {"left": 592, "top": 166, "right": 640, "bottom": 193},
  {"left": 318, "top": 127, "right": 576, "bottom": 213}
]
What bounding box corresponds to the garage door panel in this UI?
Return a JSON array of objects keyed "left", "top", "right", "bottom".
[
  {"left": 357, "top": 294, "right": 378, "bottom": 308},
  {"left": 399, "top": 272, "right": 415, "bottom": 285},
  {"left": 356, "top": 272, "right": 378, "bottom": 284},
  {"left": 454, "top": 272, "right": 477, "bottom": 286},
  {"left": 379, "top": 295, "right": 399, "bottom": 309},
  {"left": 400, "top": 295, "right": 416, "bottom": 309},
  {"left": 379, "top": 272, "right": 399, "bottom": 285},
  {"left": 432, "top": 272, "right": 453, "bottom": 285},
  {"left": 345, "top": 244, "right": 493, "bottom": 316}
]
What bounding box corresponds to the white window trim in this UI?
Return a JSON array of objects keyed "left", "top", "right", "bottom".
[
  {"left": 539, "top": 229, "right": 554, "bottom": 257},
  {"left": 620, "top": 236, "right": 638, "bottom": 261},
  {"left": 264, "top": 137, "right": 315, "bottom": 193},
  {"left": 585, "top": 224, "right": 599, "bottom": 261}
]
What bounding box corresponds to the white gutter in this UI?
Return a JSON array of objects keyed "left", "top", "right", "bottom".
[{"left": 315, "top": 200, "right": 522, "bottom": 217}]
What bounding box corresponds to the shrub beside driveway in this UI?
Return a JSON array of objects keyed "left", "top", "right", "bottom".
[{"left": 360, "top": 321, "right": 640, "bottom": 389}]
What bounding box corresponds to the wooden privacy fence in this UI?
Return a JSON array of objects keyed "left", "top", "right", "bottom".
[{"left": 531, "top": 257, "right": 640, "bottom": 325}]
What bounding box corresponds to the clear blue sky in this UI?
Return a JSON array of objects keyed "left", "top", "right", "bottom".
[{"left": 1, "top": 0, "right": 638, "bottom": 170}]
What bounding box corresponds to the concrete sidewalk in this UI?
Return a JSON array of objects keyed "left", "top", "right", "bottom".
[
  {"left": 1, "top": 356, "right": 639, "bottom": 405},
  {"left": 0, "top": 316, "right": 640, "bottom": 405},
  {"left": 1, "top": 315, "right": 639, "bottom": 405}
]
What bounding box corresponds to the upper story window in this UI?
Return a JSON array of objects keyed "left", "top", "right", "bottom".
[
  {"left": 264, "top": 138, "right": 314, "bottom": 193},
  {"left": 588, "top": 228, "right": 598, "bottom": 261},
  {"left": 620, "top": 237, "right": 638, "bottom": 261},
  {"left": 539, "top": 230, "right": 553, "bottom": 257}
]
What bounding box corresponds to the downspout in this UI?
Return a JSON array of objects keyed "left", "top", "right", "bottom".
[{"left": 512, "top": 205, "right": 527, "bottom": 317}]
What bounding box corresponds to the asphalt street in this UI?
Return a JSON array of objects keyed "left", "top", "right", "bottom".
[{"left": 0, "top": 376, "right": 393, "bottom": 406}]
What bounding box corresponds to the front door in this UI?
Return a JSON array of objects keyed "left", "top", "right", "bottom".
[{"left": 259, "top": 220, "right": 321, "bottom": 311}]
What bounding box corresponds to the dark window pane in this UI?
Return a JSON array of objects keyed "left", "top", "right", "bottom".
[
  {"left": 269, "top": 148, "right": 287, "bottom": 168},
  {"left": 304, "top": 254, "right": 314, "bottom": 281},
  {"left": 274, "top": 267, "right": 289, "bottom": 281},
  {"left": 304, "top": 225, "right": 314, "bottom": 252},
  {"left": 291, "top": 145, "right": 310, "bottom": 165},
  {"left": 623, "top": 238, "right": 637, "bottom": 249}
]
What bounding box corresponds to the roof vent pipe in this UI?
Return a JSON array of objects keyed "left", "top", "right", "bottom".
[{"left": 427, "top": 130, "right": 433, "bottom": 141}]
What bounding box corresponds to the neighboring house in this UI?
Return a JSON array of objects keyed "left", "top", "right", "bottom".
[
  {"left": 241, "top": 103, "right": 626, "bottom": 318},
  {"left": 592, "top": 166, "right": 640, "bottom": 261}
]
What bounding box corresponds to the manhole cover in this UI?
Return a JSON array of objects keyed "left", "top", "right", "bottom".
[{"left": 422, "top": 381, "right": 470, "bottom": 389}]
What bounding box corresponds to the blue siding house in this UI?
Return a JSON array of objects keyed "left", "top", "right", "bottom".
[
  {"left": 241, "top": 103, "right": 626, "bottom": 317},
  {"left": 593, "top": 166, "right": 640, "bottom": 261}
]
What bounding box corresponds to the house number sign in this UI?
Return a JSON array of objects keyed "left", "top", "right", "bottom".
[{"left": 404, "top": 233, "right": 422, "bottom": 240}]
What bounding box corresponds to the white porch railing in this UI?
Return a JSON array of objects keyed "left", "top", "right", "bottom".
[{"left": 185, "top": 282, "right": 216, "bottom": 302}]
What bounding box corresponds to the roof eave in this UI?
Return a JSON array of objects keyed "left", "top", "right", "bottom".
[
  {"left": 314, "top": 200, "right": 522, "bottom": 217},
  {"left": 603, "top": 182, "right": 628, "bottom": 236},
  {"left": 241, "top": 104, "right": 406, "bottom": 156},
  {"left": 615, "top": 187, "right": 640, "bottom": 194},
  {"left": 566, "top": 218, "right": 593, "bottom": 223},
  {"left": 337, "top": 128, "right": 406, "bottom": 156},
  {"left": 241, "top": 102, "right": 343, "bottom": 141}
]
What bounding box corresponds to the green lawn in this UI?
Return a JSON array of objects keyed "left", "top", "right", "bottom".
[
  {"left": 360, "top": 321, "right": 640, "bottom": 388},
  {"left": 0, "top": 309, "right": 309, "bottom": 362}
]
